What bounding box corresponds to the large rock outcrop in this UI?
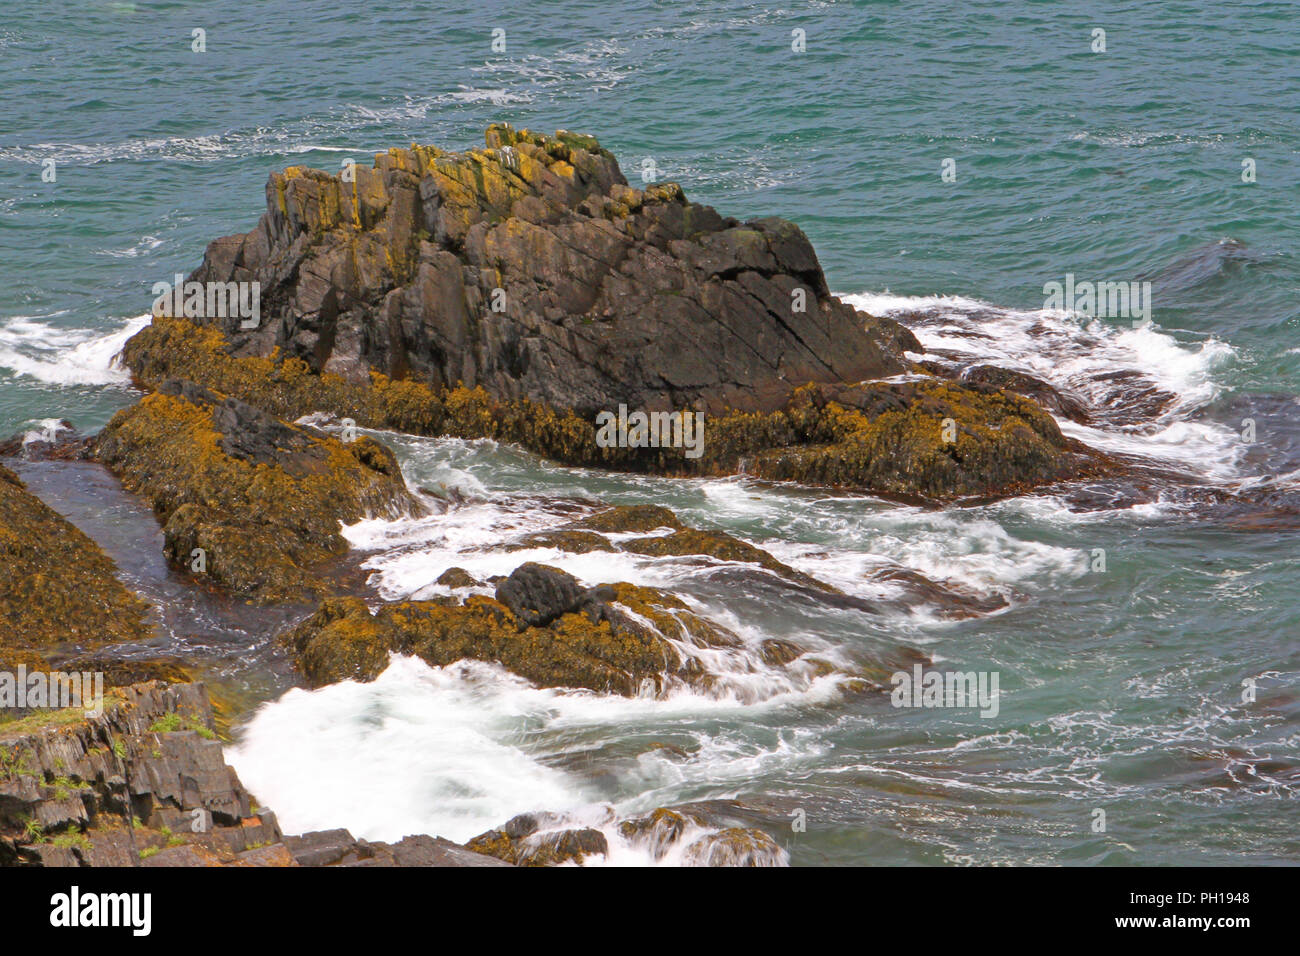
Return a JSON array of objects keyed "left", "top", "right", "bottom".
[
  {"left": 121, "top": 126, "right": 1113, "bottom": 500},
  {"left": 92, "top": 379, "right": 425, "bottom": 603},
  {"left": 169, "top": 124, "right": 910, "bottom": 416}
]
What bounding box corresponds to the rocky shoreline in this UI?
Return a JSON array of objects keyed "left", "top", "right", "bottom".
[
  {"left": 1, "top": 679, "right": 786, "bottom": 867},
  {"left": 1, "top": 126, "right": 1120, "bottom": 866}
]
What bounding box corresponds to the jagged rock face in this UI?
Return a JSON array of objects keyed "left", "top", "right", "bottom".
[
  {"left": 0, "top": 680, "right": 511, "bottom": 867},
  {"left": 184, "top": 125, "right": 911, "bottom": 416},
  {"left": 0, "top": 681, "right": 279, "bottom": 867}
]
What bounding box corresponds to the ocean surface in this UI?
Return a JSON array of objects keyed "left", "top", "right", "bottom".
[{"left": 1, "top": 1, "right": 1297, "bottom": 864}]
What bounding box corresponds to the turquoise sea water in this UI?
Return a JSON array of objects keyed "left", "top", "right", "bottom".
[{"left": 1, "top": 1, "right": 1297, "bottom": 864}]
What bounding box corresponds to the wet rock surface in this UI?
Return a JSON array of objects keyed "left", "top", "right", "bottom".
[
  {"left": 467, "top": 812, "right": 610, "bottom": 866},
  {"left": 283, "top": 566, "right": 748, "bottom": 696},
  {"left": 0, "top": 463, "right": 154, "bottom": 670},
  {"left": 91, "top": 380, "right": 424, "bottom": 604},
  {"left": 959, "top": 364, "right": 1092, "bottom": 424},
  {"left": 467, "top": 803, "right": 788, "bottom": 867}
]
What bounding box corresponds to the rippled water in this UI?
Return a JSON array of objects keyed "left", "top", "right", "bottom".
[{"left": 2, "top": 1, "right": 1297, "bottom": 864}]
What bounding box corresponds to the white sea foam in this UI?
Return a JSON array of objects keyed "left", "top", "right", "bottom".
[
  {"left": 842, "top": 290, "right": 1242, "bottom": 481},
  {"left": 227, "top": 657, "right": 588, "bottom": 844},
  {"left": 227, "top": 654, "right": 816, "bottom": 859},
  {"left": 0, "top": 312, "right": 149, "bottom": 385},
  {"left": 765, "top": 509, "right": 1085, "bottom": 601}
]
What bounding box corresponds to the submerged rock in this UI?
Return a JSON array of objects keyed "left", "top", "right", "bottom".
[
  {"left": 0, "top": 464, "right": 153, "bottom": 670},
  {"left": 91, "top": 380, "right": 424, "bottom": 604},
  {"left": 679, "top": 827, "right": 786, "bottom": 867},
  {"left": 467, "top": 813, "right": 609, "bottom": 867},
  {"left": 514, "top": 504, "right": 838, "bottom": 593}
]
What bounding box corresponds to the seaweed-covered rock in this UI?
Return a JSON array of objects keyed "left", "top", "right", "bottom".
[
  {"left": 617, "top": 802, "right": 788, "bottom": 866},
  {"left": 570, "top": 504, "right": 684, "bottom": 533},
  {"left": 466, "top": 813, "right": 608, "bottom": 866},
  {"left": 92, "top": 381, "right": 424, "bottom": 603},
  {"left": 0, "top": 464, "right": 153, "bottom": 669},
  {"left": 282, "top": 569, "right": 750, "bottom": 695},
  {"left": 121, "top": 320, "right": 1110, "bottom": 499},
  {"left": 737, "top": 379, "right": 1104, "bottom": 499},
  {"left": 617, "top": 807, "right": 691, "bottom": 856},
  {"left": 680, "top": 827, "right": 785, "bottom": 867},
  {"left": 959, "top": 364, "right": 1091, "bottom": 423},
  {"left": 466, "top": 803, "right": 789, "bottom": 867},
  {"left": 434, "top": 567, "right": 482, "bottom": 589}
]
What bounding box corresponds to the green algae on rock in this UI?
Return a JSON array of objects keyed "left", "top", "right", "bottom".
[
  {"left": 0, "top": 464, "right": 153, "bottom": 671},
  {"left": 91, "top": 380, "right": 425, "bottom": 604}
]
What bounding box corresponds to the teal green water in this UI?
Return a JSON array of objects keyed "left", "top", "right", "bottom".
[{"left": 1, "top": 1, "right": 1297, "bottom": 864}]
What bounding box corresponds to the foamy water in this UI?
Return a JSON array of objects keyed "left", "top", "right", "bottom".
[
  {"left": 843, "top": 291, "right": 1245, "bottom": 483},
  {"left": 217, "top": 287, "right": 1291, "bottom": 865},
  {"left": 0, "top": 313, "right": 148, "bottom": 386}
]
